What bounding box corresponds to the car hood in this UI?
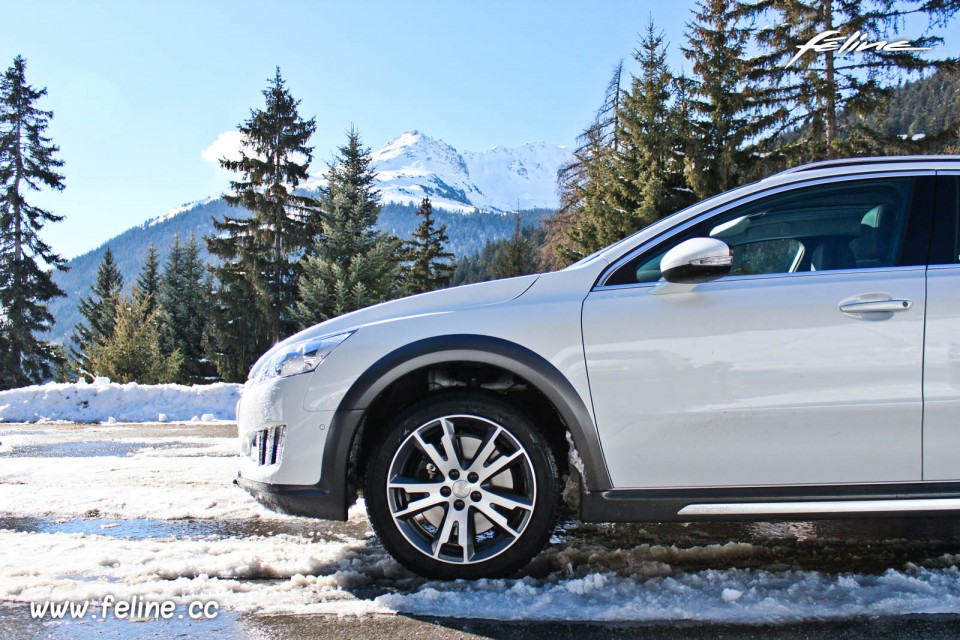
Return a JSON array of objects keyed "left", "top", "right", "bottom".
[{"left": 248, "top": 274, "right": 540, "bottom": 380}]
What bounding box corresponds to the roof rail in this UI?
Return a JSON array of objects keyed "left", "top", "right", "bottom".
[{"left": 775, "top": 155, "right": 960, "bottom": 176}]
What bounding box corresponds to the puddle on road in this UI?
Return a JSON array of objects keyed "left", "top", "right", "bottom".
[{"left": 0, "top": 514, "right": 374, "bottom": 543}]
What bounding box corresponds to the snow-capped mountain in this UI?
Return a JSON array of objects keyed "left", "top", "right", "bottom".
[{"left": 310, "top": 131, "right": 570, "bottom": 213}]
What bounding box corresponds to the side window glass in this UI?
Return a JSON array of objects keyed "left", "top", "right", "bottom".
[
  {"left": 929, "top": 176, "right": 960, "bottom": 265},
  {"left": 729, "top": 239, "right": 803, "bottom": 276},
  {"left": 606, "top": 178, "right": 916, "bottom": 286}
]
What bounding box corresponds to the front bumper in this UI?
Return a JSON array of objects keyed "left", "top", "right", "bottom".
[
  {"left": 237, "top": 372, "right": 334, "bottom": 487},
  {"left": 236, "top": 372, "right": 351, "bottom": 520},
  {"left": 234, "top": 474, "right": 349, "bottom": 521}
]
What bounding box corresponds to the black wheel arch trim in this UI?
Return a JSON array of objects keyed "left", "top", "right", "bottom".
[{"left": 320, "top": 334, "right": 612, "bottom": 520}]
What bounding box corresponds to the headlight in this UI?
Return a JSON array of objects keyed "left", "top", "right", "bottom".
[{"left": 258, "top": 331, "right": 355, "bottom": 382}]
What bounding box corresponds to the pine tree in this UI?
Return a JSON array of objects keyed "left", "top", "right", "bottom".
[
  {"left": 134, "top": 243, "right": 160, "bottom": 317},
  {"left": 88, "top": 294, "right": 182, "bottom": 384},
  {"left": 295, "top": 128, "right": 402, "bottom": 326},
  {"left": 546, "top": 63, "right": 624, "bottom": 267},
  {"left": 159, "top": 233, "right": 210, "bottom": 383},
  {"left": 0, "top": 55, "right": 67, "bottom": 389},
  {"left": 682, "top": 0, "right": 771, "bottom": 197},
  {"left": 613, "top": 20, "right": 695, "bottom": 230},
  {"left": 736, "top": 0, "right": 960, "bottom": 163},
  {"left": 454, "top": 224, "right": 547, "bottom": 285},
  {"left": 403, "top": 197, "right": 454, "bottom": 295},
  {"left": 207, "top": 67, "right": 319, "bottom": 376},
  {"left": 71, "top": 247, "right": 123, "bottom": 378},
  {"left": 204, "top": 264, "right": 267, "bottom": 382},
  {"left": 493, "top": 213, "right": 538, "bottom": 279}
]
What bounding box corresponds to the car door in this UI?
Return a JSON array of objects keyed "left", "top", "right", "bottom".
[
  {"left": 923, "top": 173, "right": 960, "bottom": 481},
  {"left": 582, "top": 174, "right": 935, "bottom": 489}
]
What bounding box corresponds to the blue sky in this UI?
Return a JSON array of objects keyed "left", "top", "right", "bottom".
[{"left": 3, "top": 1, "right": 956, "bottom": 259}]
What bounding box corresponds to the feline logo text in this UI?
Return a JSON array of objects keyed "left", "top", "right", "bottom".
[{"left": 785, "top": 30, "right": 931, "bottom": 68}]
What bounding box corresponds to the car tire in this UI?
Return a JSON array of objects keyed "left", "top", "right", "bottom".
[{"left": 364, "top": 391, "right": 559, "bottom": 579}]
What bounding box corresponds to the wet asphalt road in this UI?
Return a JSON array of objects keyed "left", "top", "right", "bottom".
[{"left": 3, "top": 422, "right": 960, "bottom": 639}]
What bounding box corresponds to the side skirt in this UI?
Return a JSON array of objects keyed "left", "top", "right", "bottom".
[{"left": 579, "top": 482, "right": 960, "bottom": 523}]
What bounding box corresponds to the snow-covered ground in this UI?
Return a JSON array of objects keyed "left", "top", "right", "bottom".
[
  {"left": 2, "top": 422, "right": 960, "bottom": 626},
  {"left": 0, "top": 379, "right": 240, "bottom": 424}
]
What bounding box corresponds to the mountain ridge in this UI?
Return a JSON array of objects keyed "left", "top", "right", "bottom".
[{"left": 305, "top": 130, "right": 570, "bottom": 214}]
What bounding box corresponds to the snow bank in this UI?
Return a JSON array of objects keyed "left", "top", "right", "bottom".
[{"left": 0, "top": 379, "right": 241, "bottom": 423}]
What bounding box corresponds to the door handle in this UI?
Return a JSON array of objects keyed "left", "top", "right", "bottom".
[{"left": 839, "top": 299, "right": 912, "bottom": 314}]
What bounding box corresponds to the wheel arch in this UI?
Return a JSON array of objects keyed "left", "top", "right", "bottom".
[{"left": 320, "top": 334, "right": 611, "bottom": 519}]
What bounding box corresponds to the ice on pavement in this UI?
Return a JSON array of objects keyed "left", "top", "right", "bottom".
[{"left": 0, "top": 379, "right": 241, "bottom": 423}]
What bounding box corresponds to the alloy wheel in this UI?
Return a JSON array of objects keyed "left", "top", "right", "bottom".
[{"left": 385, "top": 414, "right": 537, "bottom": 565}]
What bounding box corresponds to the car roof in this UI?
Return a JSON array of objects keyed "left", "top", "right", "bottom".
[{"left": 772, "top": 155, "right": 960, "bottom": 177}]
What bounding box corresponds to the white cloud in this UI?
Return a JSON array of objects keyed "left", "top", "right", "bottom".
[{"left": 201, "top": 130, "right": 246, "bottom": 166}]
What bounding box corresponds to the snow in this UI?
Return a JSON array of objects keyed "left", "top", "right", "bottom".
[
  {"left": 0, "top": 379, "right": 241, "bottom": 424},
  {"left": 372, "top": 566, "right": 960, "bottom": 623},
  {"left": 0, "top": 436, "right": 259, "bottom": 519},
  {"left": 463, "top": 141, "right": 571, "bottom": 211},
  {"left": 308, "top": 131, "right": 571, "bottom": 214},
  {"left": 145, "top": 197, "right": 216, "bottom": 228}
]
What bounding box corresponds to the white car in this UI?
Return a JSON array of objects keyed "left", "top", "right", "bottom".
[{"left": 236, "top": 155, "right": 960, "bottom": 579}]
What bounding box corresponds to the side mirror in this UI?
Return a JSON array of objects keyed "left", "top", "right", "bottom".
[{"left": 660, "top": 237, "right": 732, "bottom": 284}]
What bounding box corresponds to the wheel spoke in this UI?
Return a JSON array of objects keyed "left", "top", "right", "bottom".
[
  {"left": 455, "top": 510, "right": 474, "bottom": 563},
  {"left": 468, "top": 426, "right": 503, "bottom": 473},
  {"left": 388, "top": 476, "right": 445, "bottom": 493},
  {"left": 431, "top": 507, "right": 456, "bottom": 558},
  {"left": 484, "top": 489, "right": 533, "bottom": 512},
  {"left": 393, "top": 493, "right": 447, "bottom": 518},
  {"left": 475, "top": 502, "right": 520, "bottom": 538},
  {"left": 439, "top": 418, "right": 462, "bottom": 468},
  {"left": 413, "top": 430, "right": 448, "bottom": 472},
  {"left": 478, "top": 449, "right": 522, "bottom": 482}
]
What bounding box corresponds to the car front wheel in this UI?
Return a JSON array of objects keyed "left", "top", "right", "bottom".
[{"left": 364, "top": 392, "right": 559, "bottom": 579}]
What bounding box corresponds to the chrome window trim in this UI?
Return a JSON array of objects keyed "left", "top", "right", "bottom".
[
  {"left": 594, "top": 170, "right": 936, "bottom": 291},
  {"left": 592, "top": 265, "right": 927, "bottom": 293}
]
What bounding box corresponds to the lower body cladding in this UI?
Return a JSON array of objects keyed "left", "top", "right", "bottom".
[
  {"left": 235, "top": 374, "right": 344, "bottom": 520},
  {"left": 579, "top": 482, "right": 960, "bottom": 522}
]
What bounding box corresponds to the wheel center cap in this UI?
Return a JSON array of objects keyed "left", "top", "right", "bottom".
[{"left": 452, "top": 480, "right": 471, "bottom": 499}]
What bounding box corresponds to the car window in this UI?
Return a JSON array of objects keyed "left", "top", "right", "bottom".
[
  {"left": 607, "top": 177, "right": 916, "bottom": 286},
  {"left": 929, "top": 176, "right": 960, "bottom": 265}
]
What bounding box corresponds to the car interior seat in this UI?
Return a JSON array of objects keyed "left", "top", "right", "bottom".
[{"left": 810, "top": 237, "right": 857, "bottom": 271}]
